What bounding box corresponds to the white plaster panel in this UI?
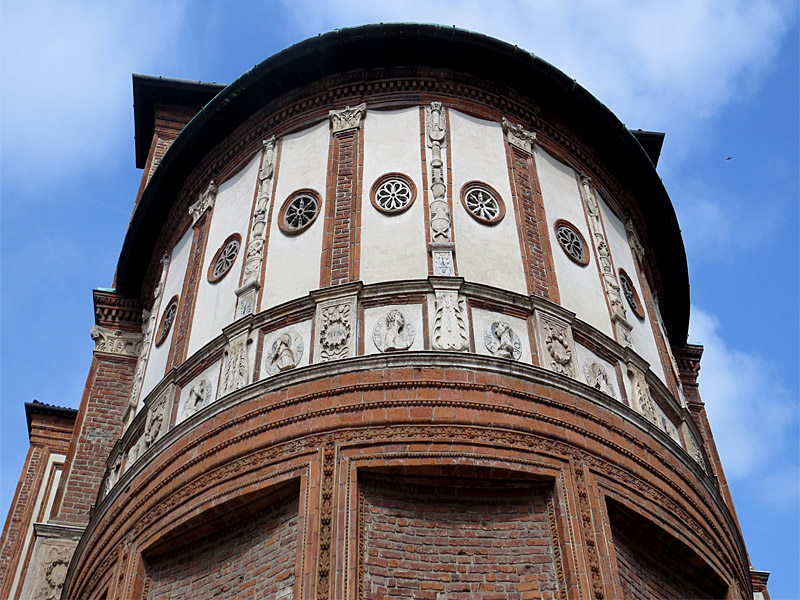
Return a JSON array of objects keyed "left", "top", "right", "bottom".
[
  {"left": 574, "top": 343, "right": 620, "bottom": 402},
  {"left": 470, "top": 307, "right": 531, "bottom": 364},
  {"left": 598, "top": 196, "right": 666, "bottom": 383},
  {"left": 360, "top": 108, "right": 428, "bottom": 284},
  {"left": 364, "top": 304, "right": 424, "bottom": 356},
  {"left": 187, "top": 154, "right": 260, "bottom": 357},
  {"left": 262, "top": 121, "right": 329, "bottom": 309},
  {"left": 176, "top": 360, "right": 221, "bottom": 425},
  {"left": 534, "top": 146, "right": 613, "bottom": 337},
  {"left": 141, "top": 227, "right": 194, "bottom": 400},
  {"left": 448, "top": 110, "right": 527, "bottom": 294},
  {"left": 260, "top": 320, "right": 313, "bottom": 379}
]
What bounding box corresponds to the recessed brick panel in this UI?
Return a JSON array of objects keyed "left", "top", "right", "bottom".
[
  {"left": 360, "top": 477, "right": 561, "bottom": 600},
  {"left": 145, "top": 497, "right": 299, "bottom": 600}
]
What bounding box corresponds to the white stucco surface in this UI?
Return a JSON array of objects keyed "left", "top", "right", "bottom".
[
  {"left": 448, "top": 110, "right": 527, "bottom": 295},
  {"left": 176, "top": 360, "right": 221, "bottom": 425},
  {"left": 187, "top": 154, "right": 260, "bottom": 357},
  {"left": 360, "top": 109, "right": 427, "bottom": 284},
  {"left": 363, "top": 304, "right": 425, "bottom": 355},
  {"left": 141, "top": 227, "right": 193, "bottom": 401},
  {"left": 262, "top": 121, "right": 329, "bottom": 309},
  {"left": 599, "top": 195, "right": 666, "bottom": 383},
  {"left": 534, "top": 147, "right": 613, "bottom": 337},
  {"left": 260, "top": 320, "right": 313, "bottom": 378},
  {"left": 470, "top": 308, "right": 531, "bottom": 364}
]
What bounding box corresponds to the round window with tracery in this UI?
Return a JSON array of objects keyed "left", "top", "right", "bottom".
[
  {"left": 155, "top": 296, "right": 179, "bottom": 347},
  {"left": 278, "top": 189, "right": 321, "bottom": 235},
  {"left": 208, "top": 233, "right": 241, "bottom": 283},
  {"left": 619, "top": 268, "right": 645, "bottom": 319},
  {"left": 371, "top": 173, "right": 416, "bottom": 214},
  {"left": 554, "top": 220, "right": 589, "bottom": 265},
  {"left": 460, "top": 181, "right": 505, "bottom": 224}
]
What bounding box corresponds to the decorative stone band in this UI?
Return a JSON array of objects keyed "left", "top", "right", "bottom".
[
  {"left": 188, "top": 180, "right": 218, "bottom": 226},
  {"left": 329, "top": 103, "right": 366, "bottom": 133},
  {"left": 90, "top": 325, "right": 142, "bottom": 358},
  {"left": 502, "top": 117, "right": 537, "bottom": 154}
]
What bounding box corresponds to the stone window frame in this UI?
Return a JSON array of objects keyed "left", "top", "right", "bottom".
[
  {"left": 553, "top": 219, "right": 590, "bottom": 266},
  {"left": 460, "top": 181, "right": 506, "bottom": 225},
  {"left": 277, "top": 188, "right": 321, "bottom": 235},
  {"left": 155, "top": 295, "right": 179, "bottom": 347},
  {"left": 207, "top": 233, "right": 242, "bottom": 283},
  {"left": 370, "top": 172, "right": 417, "bottom": 215},
  {"left": 619, "top": 268, "right": 645, "bottom": 320}
]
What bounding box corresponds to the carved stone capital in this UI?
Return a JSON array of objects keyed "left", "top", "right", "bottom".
[
  {"left": 189, "top": 180, "right": 217, "bottom": 225},
  {"left": 260, "top": 136, "right": 277, "bottom": 181},
  {"left": 502, "top": 117, "right": 536, "bottom": 153},
  {"left": 90, "top": 325, "right": 142, "bottom": 357},
  {"left": 329, "top": 103, "right": 366, "bottom": 133}
]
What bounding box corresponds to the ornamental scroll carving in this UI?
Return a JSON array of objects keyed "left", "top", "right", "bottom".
[
  {"left": 220, "top": 333, "right": 251, "bottom": 396},
  {"left": 29, "top": 544, "right": 71, "bottom": 600},
  {"left": 579, "top": 175, "right": 633, "bottom": 346},
  {"left": 316, "top": 298, "right": 356, "bottom": 362},
  {"left": 266, "top": 331, "right": 303, "bottom": 375},
  {"left": 426, "top": 102, "right": 455, "bottom": 276},
  {"left": 373, "top": 309, "right": 415, "bottom": 352},
  {"left": 189, "top": 180, "right": 218, "bottom": 225},
  {"left": 502, "top": 117, "right": 537, "bottom": 154},
  {"left": 583, "top": 361, "right": 617, "bottom": 399},
  {"left": 236, "top": 137, "right": 276, "bottom": 317},
  {"left": 90, "top": 325, "right": 142, "bottom": 358},
  {"left": 484, "top": 321, "right": 521, "bottom": 360},
  {"left": 432, "top": 292, "right": 469, "bottom": 351},
  {"left": 329, "top": 103, "right": 366, "bottom": 133},
  {"left": 535, "top": 312, "right": 576, "bottom": 377}
]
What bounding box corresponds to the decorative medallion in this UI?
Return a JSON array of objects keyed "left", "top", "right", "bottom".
[
  {"left": 182, "top": 378, "right": 213, "bottom": 419},
  {"left": 373, "top": 309, "right": 415, "bottom": 352},
  {"left": 208, "top": 233, "right": 241, "bottom": 283},
  {"left": 278, "top": 189, "right": 321, "bottom": 235},
  {"left": 619, "top": 268, "right": 645, "bottom": 320},
  {"left": 554, "top": 219, "right": 589, "bottom": 265},
  {"left": 432, "top": 292, "right": 469, "bottom": 351},
  {"left": 460, "top": 181, "right": 506, "bottom": 224},
  {"left": 266, "top": 331, "right": 304, "bottom": 375},
  {"left": 484, "top": 321, "right": 521, "bottom": 360},
  {"left": 370, "top": 172, "right": 416, "bottom": 214},
  {"left": 583, "top": 361, "right": 616, "bottom": 398},
  {"left": 319, "top": 304, "right": 352, "bottom": 361},
  {"left": 154, "top": 295, "right": 178, "bottom": 347}
]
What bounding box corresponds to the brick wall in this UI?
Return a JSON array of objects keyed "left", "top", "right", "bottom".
[
  {"left": 145, "top": 497, "right": 298, "bottom": 600},
  {"left": 361, "top": 477, "right": 561, "bottom": 600},
  {"left": 610, "top": 502, "right": 726, "bottom": 600}
]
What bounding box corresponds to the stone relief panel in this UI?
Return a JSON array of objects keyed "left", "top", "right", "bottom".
[
  {"left": 143, "top": 389, "right": 172, "bottom": 450},
  {"left": 430, "top": 291, "right": 469, "bottom": 351},
  {"left": 425, "top": 101, "right": 456, "bottom": 276},
  {"left": 654, "top": 402, "right": 680, "bottom": 442},
  {"left": 20, "top": 540, "right": 74, "bottom": 600},
  {"left": 189, "top": 179, "right": 218, "bottom": 225},
  {"left": 101, "top": 451, "right": 124, "bottom": 499},
  {"left": 485, "top": 321, "right": 521, "bottom": 359},
  {"left": 363, "top": 305, "right": 423, "bottom": 356},
  {"left": 90, "top": 325, "right": 142, "bottom": 358},
  {"left": 220, "top": 332, "right": 253, "bottom": 396},
  {"left": 534, "top": 311, "right": 577, "bottom": 378},
  {"left": 681, "top": 422, "right": 708, "bottom": 473},
  {"left": 314, "top": 296, "right": 358, "bottom": 363},
  {"left": 471, "top": 307, "right": 529, "bottom": 362},
  {"left": 626, "top": 363, "right": 657, "bottom": 425},
  {"left": 502, "top": 117, "right": 536, "bottom": 154},
  {"left": 177, "top": 361, "right": 221, "bottom": 424},
  {"left": 266, "top": 331, "right": 304, "bottom": 374},
  {"left": 574, "top": 344, "right": 618, "bottom": 400}
]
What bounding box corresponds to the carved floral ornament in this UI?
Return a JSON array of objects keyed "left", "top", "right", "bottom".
[
  {"left": 319, "top": 303, "right": 352, "bottom": 361},
  {"left": 90, "top": 325, "right": 142, "bottom": 357},
  {"left": 155, "top": 295, "right": 179, "bottom": 347},
  {"left": 207, "top": 233, "right": 241, "bottom": 283},
  {"left": 189, "top": 180, "right": 217, "bottom": 225},
  {"left": 329, "top": 102, "right": 366, "bottom": 133},
  {"left": 536, "top": 312, "right": 576, "bottom": 378},
  {"left": 278, "top": 188, "right": 321, "bottom": 235},
  {"left": 220, "top": 334, "right": 251, "bottom": 396},
  {"left": 460, "top": 181, "right": 506, "bottom": 225},
  {"left": 484, "top": 321, "right": 521, "bottom": 360},
  {"left": 618, "top": 268, "right": 645, "bottom": 320},
  {"left": 373, "top": 309, "right": 415, "bottom": 352},
  {"left": 370, "top": 172, "right": 416, "bottom": 215},
  {"left": 432, "top": 292, "right": 469, "bottom": 351},
  {"left": 554, "top": 219, "right": 589, "bottom": 265},
  {"left": 502, "top": 117, "right": 537, "bottom": 154}
]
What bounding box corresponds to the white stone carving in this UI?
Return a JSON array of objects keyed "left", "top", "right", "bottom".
[
  {"left": 144, "top": 394, "right": 168, "bottom": 449},
  {"left": 101, "top": 452, "right": 123, "bottom": 498},
  {"left": 432, "top": 292, "right": 469, "bottom": 351},
  {"left": 220, "top": 334, "right": 251, "bottom": 396},
  {"left": 625, "top": 218, "right": 645, "bottom": 262},
  {"left": 236, "top": 137, "right": 277, "bottom": 316},
  {"left": 535, "top": 312, "right": 576, "bottom": 377},
  {"left": 189, "top": 180, "right": 218, "bottom": 225},
  {"left": 90, "top": 325, "right": 142, "bottom": 357},
  {"left": 266, "top": 331, "right": 304, "bottom": 375},
  {"left": 182, "top": 378, "right": 213, "bottom": 418},
  {"left": 502, "top": 117, "right": 536, "bottom": 154},
  {"left": 627, "top": 364, "right": 657, "bottom": 424},
  {"left": 432, "top": 249, "right": 455, "bottom": 276},
  {"left": 329, "top": 103, "right": 366, "bottom": 133},
  {"left": 484, "top": 321, "right": 521, "bottom": 360},
  {"left": 681, "top": 422, "right": 707, "bottom": 472},
  {"left": 426, "top": 101, "right": 456, "bottom": 274},
  {"left": 373, "top": 309, "right": 415, "bottom": 352},
  {"left": 579, "top": 175, "right": 633, "bottom": 345},
  {"left": 30, "top": 544, "right": 71, "bottom": 600},
  {"left": 583, "top": 361, "right": 616, "bottom": 399},
  {"left": 318, "top": 302, "right": 353, "bottom": 361}
]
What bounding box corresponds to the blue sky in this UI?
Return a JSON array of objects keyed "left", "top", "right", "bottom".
[{"left": 1, "top": 1, "right": 797, "bottom": 596}]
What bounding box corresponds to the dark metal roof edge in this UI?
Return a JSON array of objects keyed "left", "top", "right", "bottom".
[
  {"left": 118, "top": 23, "right": 689, "bottom": 343},
  {"left": 25, "top": 400, "right": 78, "bottom": 439}
]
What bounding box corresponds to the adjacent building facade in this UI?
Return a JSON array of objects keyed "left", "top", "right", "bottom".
[{"left": 0, "top": 24, "right": 770, "bottom": 600}]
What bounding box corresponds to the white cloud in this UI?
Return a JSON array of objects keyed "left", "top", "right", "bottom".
[
  {"left": 689, "top": 306, "right": 796, "bottom": 483},
  {"left": 0, "top": 1, "right": 189, "bottom": 190}
]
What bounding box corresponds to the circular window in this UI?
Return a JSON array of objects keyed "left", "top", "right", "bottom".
[
  {"left": 460, "top": 182, "right": 505, "bottom": 224},
  {"left": 371, "top": 173, "right": 416, "bottom": 214},
  {"left": 208, "top": 233, "right": 241, "bottom": 283},
  {"left": 278, "top": 189, "right": 321, "bottom": 235},
  {"left": 619, "top": 268, "right": 645, "bottom": 319},
  {"left": 155, "top": 296, "right": 179, "bottom": 347},
  {"left": 554, "top": 219, "right": 589, "bottom": 265}
]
